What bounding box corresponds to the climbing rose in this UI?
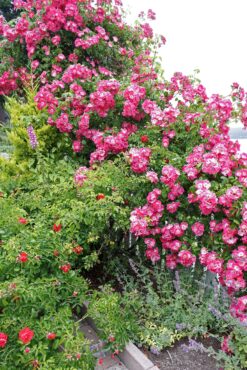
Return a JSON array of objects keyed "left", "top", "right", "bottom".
[
  {"left": 160, "top": 165, "right": 180, "bottom": 187},
  {"left": 74, "top": 166, "right": 88, "bottom": 187},
  {"left": 145, "top": 247, "right": 160, "bottom": 263},
  {"left": 191, "top": 222, "right": 205, "bottom": 236},
  {"left": 147, "top": 9, "right": 156, "bottom": 20},
  {"left": 166, "top": 254, "right": 178, "bottom": 269},
  {"left": 166, "top": 201, "right": 180, "bottom": 214},
  {"left": 178, "top": 250, "right": 196, "bottom": 267},
  {"left": 18, "top": 327, "right": 34, "bottom": 344},
  {"left": 73, "top": 140, "right": 82, "bottom": 152},
  {"left": 230, "top": 296, "right": 247, "bottom": 323},
  {"left": 146, "top": 171, "right": 159, "bottom": 184},
  {"left": 232, "top": 246, "right": 247, "bottom": 270},
  {"left": 129, "top": 147, "right": 151, "bottom": 173}
]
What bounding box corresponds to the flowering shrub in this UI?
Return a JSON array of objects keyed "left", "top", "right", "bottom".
[
  {"left": 0, "top": 0, "right": 246, "bottom": 367},
  {"left": 0, "top": 160, "right": 98, "bottom": 368}
]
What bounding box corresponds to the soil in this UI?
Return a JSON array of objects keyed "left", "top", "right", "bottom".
[{"left": 145, "top": 337, "right": 223, "bottom": 370}]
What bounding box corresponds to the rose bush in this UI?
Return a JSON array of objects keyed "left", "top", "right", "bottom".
[
  {"left": 0, "top": 159, "right": 98, "bottom": 368},
  {"left": 0, "top": 0, "right": 246, "bottom": 368}
]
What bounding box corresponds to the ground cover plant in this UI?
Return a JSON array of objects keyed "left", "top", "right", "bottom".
[
  {"left": 0, "top": 0, "right": 246, "bottom": 369},
  {"left": 105, "top": 255, "right": 247, "bottom": 369}
]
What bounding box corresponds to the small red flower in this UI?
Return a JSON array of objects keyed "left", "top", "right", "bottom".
[
  {"left": 24, "top": 347, "right": 30, "bottom": 353},
  {"left": 32, "top": 359, "right": 39, "bottom": 368},
  {"left": 108, "top": 335, "right": 115, "bottom": 342},
  {"left": 76, "top": 353, "right": 81, "bottom": 360},
  {"left": 0, "top": 332, "right": 8, "bottom": 348},
  {"left": 98, "top": 358, "right": 104, "bottom": 365},
  {"left": 18, "top": 252, "right": 28, "bottom": 263},
  {"left": 141, "top": 135, "right": 149, "bottom": 143},
  {"left": 8, "top": 283, "right": 16, "bottom": 290},
  {"left": 18, "top": 327, "right": 34, "bottom": 344},
  {"left": 18, "top": 217, "right": 28, "bottom": 224},
  {"left": 60, "top": 263, "right": 71, "bottom": 273},
  {"left": 73, "top": 245, "right": 83, "bottom": 254},
  {"left": 96, "top": 193, "right": 105, "bottom": 200},
  {"left": 53, "top": 250, "right": 59, "bottom": 257},
  {"left": 53, "top": 223, "right": 62, "bottom": 232},
  {"left": 46, "top": 332, "right": 56, "bottom": 340}
]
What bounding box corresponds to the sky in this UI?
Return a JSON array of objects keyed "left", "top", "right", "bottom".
[
  {"left": 123, "top": 0, "right": 247, "bottom": 152},
  {"left": 123, "top": 0, "right": 247, "bottom": 97}
]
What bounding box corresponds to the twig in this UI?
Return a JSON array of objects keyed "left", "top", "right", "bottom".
[{"left": 166, "top": 349, "right": 173, "bottom": 363}]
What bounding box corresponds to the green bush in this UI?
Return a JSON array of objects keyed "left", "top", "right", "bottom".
[
  {"left": 0, "top": 156, "right": 98, "bottom": 368},
  {"left": 0, "top": 1, "right": 246, "bottom": 369}
]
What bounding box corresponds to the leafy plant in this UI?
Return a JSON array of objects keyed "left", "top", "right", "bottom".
[{"left": 0, "top": 0, "right": 246, "bottom": 368}]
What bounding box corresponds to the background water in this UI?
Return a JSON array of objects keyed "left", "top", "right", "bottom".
[{"left": 229, "top": 123, "right": 247, "bottom": 153}]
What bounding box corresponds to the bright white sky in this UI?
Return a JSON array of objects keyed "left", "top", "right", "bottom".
[{"left": 123, "top": 0, "right": 247, "bottom": 97}]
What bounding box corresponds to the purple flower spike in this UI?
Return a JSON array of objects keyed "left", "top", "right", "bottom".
[{"left": 27, "top": 125, "right": 38, "bottom": 149}]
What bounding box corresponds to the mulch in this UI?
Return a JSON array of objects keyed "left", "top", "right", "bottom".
[{"left": 145, "top": 337, "right": 223, "bottom": 370}]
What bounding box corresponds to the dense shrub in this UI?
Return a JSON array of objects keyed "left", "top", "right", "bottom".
[
  {"left": 0, "top": 157, "right": 99, "bottom": 368},
  {"left": 0, "top": 0, "right": 246, "bottom": 368}
]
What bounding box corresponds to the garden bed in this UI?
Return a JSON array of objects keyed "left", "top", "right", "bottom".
[
  {"left": 0, "top": 0, "right": 246, "bottom": 369},
  {"left": 146, "top": 338, "right": 222, "bottom": 370}
]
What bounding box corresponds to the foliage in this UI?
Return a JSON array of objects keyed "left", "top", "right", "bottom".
[
  {"left": 5, "top": 89, "right": 64, "bottom": 162},
  {"left": 88, "top": 286, "right": 139, "bottom": 353},
  {"left": 106, "top": 256, "right": 246, "bottom": 369},
  {"left": 107, "top": 256, "right": 224, "bottom": 348},
  {"left": 230, "top": 319, "right": 247, "bottom": 368},
  {"left": 0, "top": 0, "right": 246, "bottom": 368},
  {"left": 0, "top": 157, "right": 99, "bottom": 368},
  {"left": 204, "top": 315, "right": 247, "bottom": 370}
]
